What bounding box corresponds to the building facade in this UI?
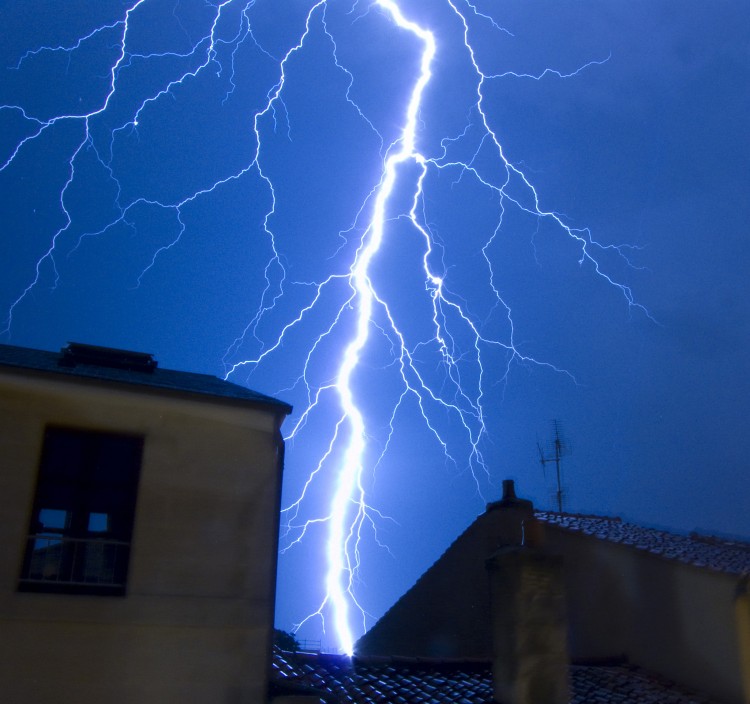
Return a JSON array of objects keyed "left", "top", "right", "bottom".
[
  {"left": 355, "top": 481, "right": 750, "bottom": 704},
  {"left": 0, "top": 343, "right": 291, "bottom": 704}
]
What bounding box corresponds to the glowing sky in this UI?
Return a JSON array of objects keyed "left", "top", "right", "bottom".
[{"left": 2, "top": 0, "right": 749, "bottom": 651}]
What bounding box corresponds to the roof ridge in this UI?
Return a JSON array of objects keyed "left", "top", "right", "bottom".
[
  {"left": 537, "top": 510, "right": 750, "bottom": 574},
  {"left": 536, "top": 510, "right": 622, "bottom": 522},
  {"left": 0, "top": 342, "right": 292, "bottom": 413}
]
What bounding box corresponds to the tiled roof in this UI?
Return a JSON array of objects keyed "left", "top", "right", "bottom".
[
  {"left": 273, "top": 650, "right": 492, "bottom": 703},
  {"left": 0, "top": 343, "right": 291, "bottom": 413},
  {"left": 570, "top": 664, "right": 720, "bottom": 704},
  {"left": 537, "top": 511, "right": 750, "bottom": 575},
  {"left": 272, "top": 650, "right": 721, "bottom": 703}
]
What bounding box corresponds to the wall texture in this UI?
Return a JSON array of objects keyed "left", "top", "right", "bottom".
[
  {"left": 545, "top": 525, "right": 744, "bottom": 704},
  {"left": 0, "top": 369, "right": 286, "bottom": 704}
]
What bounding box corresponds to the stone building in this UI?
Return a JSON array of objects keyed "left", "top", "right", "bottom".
[
  {"left": 4, "top": 340, "right": 749, "bottom": 703},
  {"left": 0, "top": 342, "right": 291, "bottom": 704}
]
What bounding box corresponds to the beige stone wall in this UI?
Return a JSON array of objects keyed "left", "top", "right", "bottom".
[
  {"left": 487, "top": 548, "right": 569, "bottom": 704},
  {"left": 546, "top": 525, "right": 744, "bottom": 704},
  {"left": 0, "top": 369, "right": 285, "bottom": 704}
]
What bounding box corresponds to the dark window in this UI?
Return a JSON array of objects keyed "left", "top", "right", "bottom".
[{"left": 19, "top": 427, "right": 143, "bottom": 596}]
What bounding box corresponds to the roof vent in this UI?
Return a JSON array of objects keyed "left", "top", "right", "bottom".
[{"left": 58, "top": 342, "right": 158, "bottom": 373}]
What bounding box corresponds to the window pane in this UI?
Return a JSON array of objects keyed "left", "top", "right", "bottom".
[
  {"left": 38, "top": 508, "right": 69, "bottom": 532},
  {"left": 87, "top": 512, "right": 109, "bottom": 533}
]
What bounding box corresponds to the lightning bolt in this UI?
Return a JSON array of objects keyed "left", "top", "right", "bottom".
[{"left": 1, "top": 0, "right": 650, "bottom": 655}]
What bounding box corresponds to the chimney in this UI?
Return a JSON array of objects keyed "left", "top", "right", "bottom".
[
  {"left": 485, "top": 481, "right": 569, "bottom": 704},
  {"left": 485, "top": 479, "right": 536, "bottom": 553}
]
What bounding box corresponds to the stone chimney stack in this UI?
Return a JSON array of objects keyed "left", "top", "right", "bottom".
[
  {"left": 485, "top": 479, "right": 536, "bottom": 553},
  {"left": 485, "top": 480, "right": 570, "bottom": 704}
]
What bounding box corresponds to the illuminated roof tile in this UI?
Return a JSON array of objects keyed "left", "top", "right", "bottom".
[
  {"left": 272, "top": 650, "right": 720, "bottom": 703},
  {"left": 537, "top": 511, "right": 750, "bottom": 575}
]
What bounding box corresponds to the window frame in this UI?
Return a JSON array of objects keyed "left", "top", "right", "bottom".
[{"left": 19, "top": 425, "right": 144, "bottom": 596}]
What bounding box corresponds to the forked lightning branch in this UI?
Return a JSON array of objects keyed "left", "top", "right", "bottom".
[{"left": 1, "top": 0, "right": 647, "bottom": 654}]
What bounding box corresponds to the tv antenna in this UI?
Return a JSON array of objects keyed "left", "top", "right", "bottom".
[{"left": 537, "top": 420, "right": 570, "bottom": 513}]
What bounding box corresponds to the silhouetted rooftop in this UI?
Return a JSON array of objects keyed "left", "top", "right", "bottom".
[
  {"left": 272, "top": 649, "right": 721, "bottom": 703},
  {"left": 0, "top": 343, "right": 291, "bottom": 414}
]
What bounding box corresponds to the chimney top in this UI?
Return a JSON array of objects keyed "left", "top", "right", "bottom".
[{"left": 486, "top": 479, "right": 534, "bottom": 513}]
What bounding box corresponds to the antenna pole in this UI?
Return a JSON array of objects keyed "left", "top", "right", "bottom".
[
  {"left": 554, "top": 421, "right": 563, "bottom": 513},
  {"left": 538, "top": 419, "right": 568, "bottom": 513}
]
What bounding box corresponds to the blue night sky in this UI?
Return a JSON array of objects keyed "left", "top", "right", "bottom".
[{"left": 1, "top": 0, "right": 749, "bottom": 651}]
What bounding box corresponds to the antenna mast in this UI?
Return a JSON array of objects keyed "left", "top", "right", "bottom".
[{"left": 537, "top": 420, "right": 569, "bottom": 512}]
